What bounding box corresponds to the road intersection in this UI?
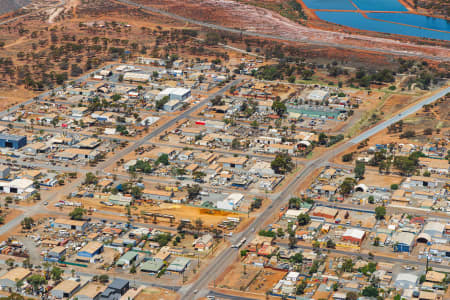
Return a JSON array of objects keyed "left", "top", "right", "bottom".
[{"left": 0, "top": 59, "right": 447, "bottom": 299}]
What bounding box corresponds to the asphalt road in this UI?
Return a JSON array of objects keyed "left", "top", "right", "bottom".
[
  {"left": 181, "top": 86, "right": 450, "bottom": 299},
  {"left": 350, "top": 87, "right": 450, "bottom": 144},
  {"left": 275, "top": 242, "right": 450, "bottom": 271},
  {"left": 95, "top": 78, "right": 242, "bottom": 171},
  {"left": 0, "top": 78, "right": 241, "bottom": 235},
  {"left": 115, "top": 0, "right": 450, "bottom": 62}
]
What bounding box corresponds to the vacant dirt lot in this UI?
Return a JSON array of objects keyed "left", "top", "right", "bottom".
[
  {"left": 217, "top": 263, "right": 261, "bottom": 291},
  {"left": 134, "top": 287, "right": 180, "bottom": 300},
  {"left": 247, "top": 268, "right": 287, "bottom": 294}
]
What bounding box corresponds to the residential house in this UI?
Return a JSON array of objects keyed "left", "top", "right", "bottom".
[{"left": 193, "top": 234, "right": 213, "bottom": 252}]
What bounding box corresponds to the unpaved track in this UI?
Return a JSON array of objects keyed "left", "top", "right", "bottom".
[{"left": 115, "top": 0, "right": 450, "bottom": 61}]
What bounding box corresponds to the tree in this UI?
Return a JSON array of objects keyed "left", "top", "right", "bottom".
[
  {"left": 155, "top": 96, "right": 169, "bottom": 110},
  {"left": 289, "top": 197, "right": 302, "bottom": 209},
  {"left": 312, "top": 240, "right": 320, "bottom": 251},
  {"left": 84, "top": 172, "right": 98, "bottom": 185},
  {"left": 154, "top": 233, "right": 172, "bottom": 246},
  {"left": 288, "top": 234, "right": 297, "bottom": 249},
  {"left": 296, "top": 280, "right": 307, "bottom": 295},
  {"left": 187, "top": 184, "right": 201, "bottom": 200},
  {"left": 272, "top": 100, "right": 286, "bottom": 117},
  {"left": 318, "top": 133, "right": 328, "bottom": 145},
  {"left": 373, "top": 237, "right": 380, "bottom": 246},
  {"left": 26, "top": 274, "right": 46, "bottom": 293},
  {"left": 231, "top": 138, "right": 241, "bottom": 150},
  {"left": 130, "top": 263, "right": 137, "bottom": 274},
  {"left": 111, "top": 94, "right": 121, "bottom": 101},
  {"left": 50, "top": 266, "right": 63, "bottom": 281},
  {"left": 297, "top": 213, "right": 311, "bottom": 226},
  {"left": 98, "top": 274, "right": 109, "bottom": 283},
  {"left": 271, "top": 153, "right": 294, "bottom": 174},
  {"left": 15, "top": 280, "right": 24, "bottom": 292},
  {"left": 277, "top": 228, "right": 284, "bottom": 237},
  {"left": 342, "top": 153, "right": 353, "bottom": 162},
  {"left": 341, "top": 259, "right": 353, "bottom": 272},
  {"left": 69, "top": 207, "right": 85, "bottom": 220},
  {"left": 211, "top": 96, "right": 224, "bottom": 106},
  {"left": 375, "top": 206, "right": 386, "bottom": 220},
  {"left": 21, "top": 217, "right": 34, "bottom": 230},
  {"left": 339, "top": 178, "right": 356, "bottom": 196},
  {"left": 290, "top": 253, "right": 303, "bottom": 264},
  {"left": 156, "top": 154, "right": 169, "bottom": 166},
  {"left": 354, "top": 161, "right": 365, "bottom": 180},
  {"left": 345, "top": 291, "right": 358, "bottom": 300},
  {"left": 393, "top": 156, "right": 418, "bottom": 175},
  {"left": 368, "top": 195, "right": 375, "bottom": 204},
  {"left": 326, "top": 239, "right": 336, "bottom": 249},
  {"left": 362, "top": 285, "right": 379, "bottom": 297}
]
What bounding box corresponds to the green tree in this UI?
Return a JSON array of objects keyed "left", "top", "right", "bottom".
[
  {"left": 290, "top": 253, "right": 303, "bottom": 264},
  {"left": 130, "top": 263, "right": 137, "bottom": 274},
  {"left": 187, "top": 184, "right": 201, "bottom": 200},
  {"left": 26, "top": 274, "right": 46, "bottom": 293},
  {"left": 295, "top": 280, "right": 307, "bottom": 295},
  {"left": 84, "top": 172, "right": 98, "bottom": 185},
  {"left": 271, "top": 153, "right": 294, "bottom": 174},
  {"left": 69, "top": 207, "right": 86, "bottom": 220},
  {"left": 341, "top": 259, "right": 353, "bottom": 272},
  {"left": 345, "top": 291, "right": 358, "bottom": 300},
  {"left": 354, "top": 161, "right": 365, "bottom": 180},
  {"left": 272, "top": 100, "right": 287, "bottom": 117},
  {"left": 21, "top": 217, "right": 34, "bottom": 230},
  {"left": 111, "top": 94, "right": 121, "bottom": 101},
  {"left": 339, "top": 178, "right": 356, "bottom": 196},
  {"left": 277, "top": 228, "right": 284, "bottom": 237},
  {"left": 50, "top": 266, "right": 63, "bottom": 281},
  {"left": 154, "top": 233, "right": 172, "bottom": 246},
  {"left": 362, "top": 285, "right": 379, "bottom": 297},
  {"left": 326, "top": 239, "right": 336, "bottom": 249},
  {"left": 156, "top": 154, "right": 169, "bottom": 166},
  {"left": 375, "top": 206, "right": 386, "bottom": 220},
  {"left": 297, "top": 213, "right": 311, "bottom": 226},
  {"left": 98, "top": 274, "right": 109, "bottom": 283},
  {"left": 373, "top": 237, "right": 380, "bottom": 246}
]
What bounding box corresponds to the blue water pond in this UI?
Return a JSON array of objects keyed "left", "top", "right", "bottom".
[
  {"left": 301, "top": 0, "right": 356, "bottom": 10},
  {"left": 352, "top": 0, "right": 407, "bottom": 11},
  {"left": 315, "top": 11, "right": 450, "bottom": 40},
  {"left": 367, "top": 12, "right": 450, "bottom": 32}
]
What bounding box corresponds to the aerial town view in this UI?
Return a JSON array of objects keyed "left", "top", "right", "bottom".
[{"left": 0, "top": 0, "right": 448, "bottom": 299}]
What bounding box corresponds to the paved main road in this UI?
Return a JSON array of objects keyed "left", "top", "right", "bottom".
[
  {"left": 95, "top": 78, "right": 242, "bottom": 170},
  {"left": 0, "top": 73, "right": 240, "bottom": 240},
  {"left": 182, "top": 86, "right": 450, "bottom": 299},
  {"left": 350, "top": 87, "right": 449, "bottom": 144},
  {"left": 275, "top": 242, "right": 450, "bottom": 271}
]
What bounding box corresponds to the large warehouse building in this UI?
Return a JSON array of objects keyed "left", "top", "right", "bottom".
[{"left": 0, "top": 134, "right": 27, "bottom": 149}]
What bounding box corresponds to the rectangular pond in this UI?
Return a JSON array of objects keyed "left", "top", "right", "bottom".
[
  {"left": 300, "top": 0, "right": 356, "bottom": 10},
  {"left": 352, "top": 0, "right": 407, "bottom": 11},
  {"left": 367, "top": 12, "right": 450, "bottom": 32},
  {"left": 315, "top": 11, "right": 450, "bottom": 41}
]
